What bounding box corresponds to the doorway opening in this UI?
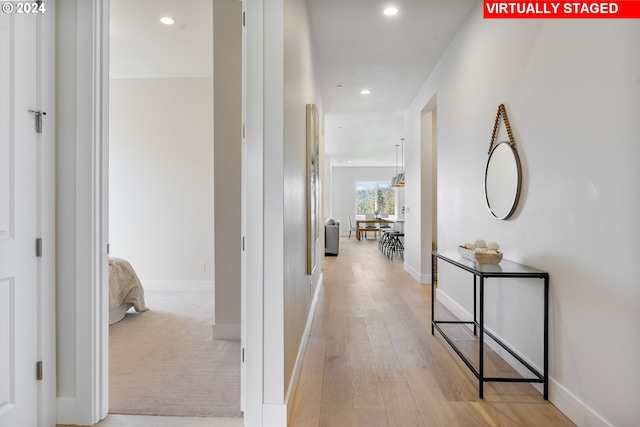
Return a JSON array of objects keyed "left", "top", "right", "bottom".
[
  {"left": 107, "top": 0, "right": 241, "bottom": 418},
  {"left": 420, "top": 102, "right": 438, "bottom": 285}
]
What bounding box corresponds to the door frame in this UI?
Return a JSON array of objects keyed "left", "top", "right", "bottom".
[
  {"left": 77, "top": 0, "right": 110, "bottom": 422},
  {"left": 70, "top": 0, "right": 276, "bottom": 424},
  {"left": 56, "top": 1, "right": 110, "bottom": 425},
  {"left": 38, "top": 2, "right": 57, "bottom": 426},
  {"left": 71, "top": 1, "right": 255, "bottom": 425}
]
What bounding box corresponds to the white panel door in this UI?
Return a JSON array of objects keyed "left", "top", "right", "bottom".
[{"left": 0, "top": 11, "right": 39, "bottom": 427}]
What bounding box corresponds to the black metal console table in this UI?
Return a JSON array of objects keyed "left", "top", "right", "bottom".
[{"left": 431, "top": 251, "right": 549, "bottom": 399}]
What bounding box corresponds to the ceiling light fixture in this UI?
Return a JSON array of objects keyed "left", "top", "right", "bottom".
[
  {"left": 384, "top": 7, "right": 398, "bottom": 16},
  {"left": 360, "top": 89, "right": 370, "bottom": 95},
  {"left": 160, "top": 16, "right": 175, "bottom": 25}
]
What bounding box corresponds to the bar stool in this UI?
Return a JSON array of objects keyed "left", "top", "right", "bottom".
[
  {"left": 386, "top": 232, "right": 404, "bottom": 260},
  {"left": 380, "top": 230, "right": 398, "bottom": 258},
  {"left": 379, "top": 228, "right": 394, "bottom": 251}
]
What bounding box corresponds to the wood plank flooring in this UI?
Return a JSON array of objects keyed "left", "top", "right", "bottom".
[{"left": 289, "top": 237, "right": 575, "bottom": 427}]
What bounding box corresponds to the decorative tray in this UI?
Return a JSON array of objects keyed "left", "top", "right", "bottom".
[
  {"left": 457, "top": 246, "right": 475, "bottom": 261},
  {"left": 474, "top": 251, "right": 503, "bottom": 265},
  {"left": 457, "top": 246, "right": 503, "bottom": 264}
]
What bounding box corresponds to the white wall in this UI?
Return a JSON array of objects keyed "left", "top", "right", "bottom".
[
  {"left": 245, "top": 0, "right": 323, "bottom": 422},
  {"left": 331, "top": 166, "right": 403, "bottom": 235},
  {"left": 406, "top": 6, "right": 640, "bottom": 426},
  {"left": 282, "top": 0, "right": 322, "bottom": 406},
  {"left": 109, "top": 78, "right": 214, "bottom": 283}
]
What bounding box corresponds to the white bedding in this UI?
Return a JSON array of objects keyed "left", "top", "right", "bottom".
[{"left": 109, "top": 257, "right": 148, "bottom": 324}]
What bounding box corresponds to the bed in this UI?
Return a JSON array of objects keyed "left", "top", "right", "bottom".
[{"left": 109, "top": 257, "right": 149, "bottom": 325}]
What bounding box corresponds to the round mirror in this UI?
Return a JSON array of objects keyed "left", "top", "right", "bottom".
[{"left": 484, "top": 141, "right": 522, "bottom": 219}]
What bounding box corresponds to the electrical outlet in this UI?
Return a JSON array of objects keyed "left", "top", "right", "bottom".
[{"left": 200, "top": 263, "right": 206, "bottom": 272}]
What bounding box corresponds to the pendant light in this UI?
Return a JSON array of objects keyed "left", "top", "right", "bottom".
[{"left": 393, "top": 138, "right": 405, "bottom": 187}]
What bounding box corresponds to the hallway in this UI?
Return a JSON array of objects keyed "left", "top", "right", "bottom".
[{"left": 290, "top": 237, "right": 574, "bottom": 426}]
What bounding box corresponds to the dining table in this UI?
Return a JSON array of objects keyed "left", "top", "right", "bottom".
[{"left": 355, "top": 218, "right": 393, "bottom": 240}]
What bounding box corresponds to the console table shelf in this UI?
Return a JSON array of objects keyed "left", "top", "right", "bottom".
[{"left": 431, "top": 251, "right": 549, "bottom": 399}]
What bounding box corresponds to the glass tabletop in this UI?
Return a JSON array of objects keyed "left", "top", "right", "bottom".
[{"left": 433, "top": 251, "right": 548, "bottom": 277}]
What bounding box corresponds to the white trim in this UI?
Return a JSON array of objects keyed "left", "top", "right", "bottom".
[
  {"left": 550, "top": 377, "right": 612, "bottom": 427},
  {"left": 240, "top": 0, "right": 247, "bottom": 410},
  {"left": 435, "top": 288, "right": 472, "bottom": 325},
  {"left": 285, "top": 274, "right": 323, "bottom": 421},
  {"left": 404, "top": 261, "right": 430, "bottom": 284},
  {"left": 243, "top": 0, "right": 265, "bottom": 424},
  {"left": 38, "top": 2, "right": 57, "bottom": 425},
  {"left": 262, "top": 0, "right": 285, "bottom": 403},
  {"left": 74, "top": 1, "right": 110, "bottom": 425}
]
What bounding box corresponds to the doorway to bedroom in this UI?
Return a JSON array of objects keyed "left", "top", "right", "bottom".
[{"left": 107, "top": 0, "right": 241, "bottom": 418}]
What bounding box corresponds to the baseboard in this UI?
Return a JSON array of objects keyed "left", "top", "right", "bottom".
[
  {"left": 404, "top": 262, "right": 430, "bottom": 284},
  {"left": 56, "top": 397, "right": 76, "bottom": 425},
  {"left": 141, "top": 280, "right": 214, "bottom": 292},
  {"left": 550, "top": 377, "right": 612, "bottom": 427},
  {"left": 436, "top": 288, "right": 473, "bottom": 326},
  {"left": 285, "top": 273, "right": 324, "bottom": 422},
  {"left": 263, "top": 402, "right": 288, "bottom": 427},
  {"left": 436, "top": 289, "right": 613, "bottom": 427},
  {"left": 211, "top": 323, "right": 241, "bottom": 340}
]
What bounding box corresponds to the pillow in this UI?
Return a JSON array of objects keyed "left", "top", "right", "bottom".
[{"left": 325, "top": 218, "right": 335, "bottom": 225}]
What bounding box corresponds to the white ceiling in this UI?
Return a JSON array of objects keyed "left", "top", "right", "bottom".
[
  {"left": 110, "top": 0, "right": 213, "bottom": 79},
  {"left": 110, "top": 0, "right": 478, "bottom": 167},
  {"left": 309, "top": 0, "right": 477, "bottom": 167}
]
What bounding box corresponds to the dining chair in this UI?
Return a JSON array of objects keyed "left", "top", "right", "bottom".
[
  {"left": 362, "top": 213, "right": 379, "bottom": 239},
  {"left": 347, "top": 213, "right": 358, "bottom": 239},
  {"left": 379, "top": 213, "right": 392, "bottom": 230}
]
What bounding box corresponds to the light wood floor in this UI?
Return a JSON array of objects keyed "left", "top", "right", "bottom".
[
  {"left": 57, "top": 237, "right": 575, "bottom": 427},
  {"left": 289, "top": 237, "right": 575, "bottom": 427}
]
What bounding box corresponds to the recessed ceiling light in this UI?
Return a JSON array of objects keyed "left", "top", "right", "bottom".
[
  {"left": 160, "top": 16, "right": 175, "bottom": 25},
  {"left": 336, "top": 84, "right": 343, "bottom": 88},
  {"left": 361, "top": 89, "right": 370, "bottom": 95},
  {"left": 384, "top": 7, "right": 398, "bottom": 16}
]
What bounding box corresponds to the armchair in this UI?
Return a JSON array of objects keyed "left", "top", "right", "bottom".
[{"left": 325, "top": 218, "right": 340, "bottom": 255}]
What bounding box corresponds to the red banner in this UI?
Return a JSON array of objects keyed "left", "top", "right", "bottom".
[{"left": 484, "top": 1, "right": 640, "bottom": 18}]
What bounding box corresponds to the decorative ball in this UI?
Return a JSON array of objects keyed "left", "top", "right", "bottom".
[
  {"left": 487, "top": 242, "right": 500, "bottom": 251},
  {"left": 473, "top": 239, "right": 487, "bottom": 248}
]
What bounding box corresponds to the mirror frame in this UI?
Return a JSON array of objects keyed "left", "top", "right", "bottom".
[{"left": 484, "top": 141, "right": 522, "bottom": 220}]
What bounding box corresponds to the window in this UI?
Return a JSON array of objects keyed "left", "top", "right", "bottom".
[{"left": 355, "top": 181, "right": 396, "bottom": 216}]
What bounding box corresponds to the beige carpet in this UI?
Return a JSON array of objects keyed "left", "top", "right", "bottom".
[{"left": 109, "top": 286, "right": 241, "bottom": 417}]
